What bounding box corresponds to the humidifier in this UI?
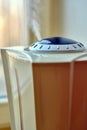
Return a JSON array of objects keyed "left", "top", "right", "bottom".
[{"left": 1, "top": 37, "right": 87, "bottom": 130}]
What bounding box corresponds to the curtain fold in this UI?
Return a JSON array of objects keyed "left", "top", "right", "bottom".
[
  {"left": 0, "top": 0, "right": 29, "bottom": 47},
  {"left": 0, "top": 0, "right": 29, "bottom": 99}
]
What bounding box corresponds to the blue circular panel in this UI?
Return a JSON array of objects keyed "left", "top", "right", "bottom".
[{"left": 39, "top": 37, "right": 77, "bottom": 45}]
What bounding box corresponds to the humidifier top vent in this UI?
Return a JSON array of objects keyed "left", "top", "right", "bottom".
[{"left": 29, "top": 37, "right": 85, "bottom": 52}]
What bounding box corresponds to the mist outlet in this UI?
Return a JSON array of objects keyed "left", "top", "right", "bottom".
[{"left": 28, "top": 37, "right": 85, "bottom": 52}]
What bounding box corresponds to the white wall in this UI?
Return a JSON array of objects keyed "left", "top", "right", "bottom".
[
  {"left": 49, "top": 0, "right": 87, "bottom": 45},
  {"left": 63, "top": 0, "right": 87, "bottom": 44}
]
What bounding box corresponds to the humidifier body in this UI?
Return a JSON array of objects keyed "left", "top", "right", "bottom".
[{"left": 1, "top": 40, "right": 87, "bottom": 130}]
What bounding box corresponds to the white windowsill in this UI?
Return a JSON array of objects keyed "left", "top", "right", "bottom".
[
  {"left": 0, "top": 97, "right": 10, "bottom": 128},
  {"left": 0, "top": 57, "right": 10, "bottom": 128}
]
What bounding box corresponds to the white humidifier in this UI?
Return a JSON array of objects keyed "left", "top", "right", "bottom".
[{"left": 1, "top": 37, "right": 87, "bottom": 130}]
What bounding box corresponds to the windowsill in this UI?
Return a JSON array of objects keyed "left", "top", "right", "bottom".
[
  {"left": 0, "top": 57, "right": 10, "bottom": 128},
  {"left": 0, "top": 96, "right": 8, "bottom": 104},
  {"left": 0, "top": 97, "right": 10, "bottom": 128}
]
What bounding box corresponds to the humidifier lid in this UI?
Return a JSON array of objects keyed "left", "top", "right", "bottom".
[
  {"left": 29, "top": 37, "right": 85, "bottom": 52},
  {"left": 6, "top": 37, "right": 86, "bottom": 64}
]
